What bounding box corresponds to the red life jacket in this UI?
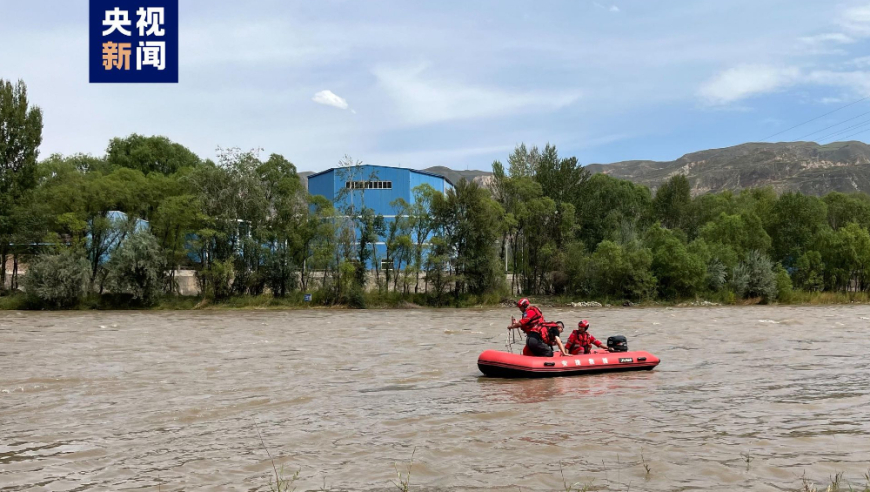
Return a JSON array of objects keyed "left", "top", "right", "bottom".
[
  {"left": 519, "top": 306, "right": 543, "bottom": 334},
  {"left": 566, "top": 330, "right": 598, "bottom": 355},
  {"left": 531, "top": 321, "right": 561, "bottom": 346}
]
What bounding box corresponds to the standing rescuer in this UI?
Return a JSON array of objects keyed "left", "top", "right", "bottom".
[
  {"left": 508, "top": 298, "right": 541, "bottom": 335},
  {"left": 508, "top": 298, "right": 569, "bottom": 357},
  {"left": 565, "top": 320, "right": 611, "bottom": 355}
]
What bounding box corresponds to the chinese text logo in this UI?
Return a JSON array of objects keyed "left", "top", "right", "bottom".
[{"left": 89, "top": 1, "right": 178, "bottom": 83}]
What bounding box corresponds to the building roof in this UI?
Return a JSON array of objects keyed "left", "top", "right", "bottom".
[{"left": 306, "top": 165, "right": 454, "bottom": 186}]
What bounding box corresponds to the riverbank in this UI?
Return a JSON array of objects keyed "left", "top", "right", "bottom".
[{"left": 3, "top": 289, "right": 870, "bottom": 310}]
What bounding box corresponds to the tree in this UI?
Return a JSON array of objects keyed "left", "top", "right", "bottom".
[
  {"left": 576, "top": 174, "right": 652, "bottom": 250},
  {"left": 644, "top": 224, "right": 706, "bottom": 298},
  {"left": 819, "top": 222, "right": 870, "bottom": 291},
  {"left": 1, "top": 79, "right": 43, "bottom": 291},
  {"left": 699, "top": 211, "right": 771, "bottom": 257},
  {"left": 588, "top": 240, "right": 656, "bottom": 300},
  {"left": 767, "top": 192, "right": 828, "bottom": 267},
  {"left": 432, "top": 179, "right": 503, "bottom": 296},
  {"left": 823, "top": 192, "right": 870, "bottom": 230},
  {"left": 150, "top": 194, "right": 201, "bottom": 293},
  {"left": 407, "top": 184, "right": 439, "bottom": 293},
  {"left": 106, "top": 134, "right": 202, "bottom": 175},
  {"left": 652, "top": 174, "right": 691, "bottom": 230},
  {"left": 794, "top": 251, "right": 824, "bottom": 292},
  {"left": 533, "top": 143, "right": 590, "bottom": 211}
]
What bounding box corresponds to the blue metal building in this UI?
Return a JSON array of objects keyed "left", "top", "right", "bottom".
[{"left": 307, "top": 165, "right": 453, "bottom": 268}]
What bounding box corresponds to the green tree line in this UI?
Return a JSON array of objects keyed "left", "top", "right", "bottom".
[{"left": 4, "top": 78, "right": 870, "bottom": 308}]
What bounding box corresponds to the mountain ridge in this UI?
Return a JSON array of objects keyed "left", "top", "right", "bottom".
[
  {"left": 585, "top": 140, "right": 870, "bottom": 196},
  {"left": 299, "top": 141, "right": 870, "bottom": 196}
]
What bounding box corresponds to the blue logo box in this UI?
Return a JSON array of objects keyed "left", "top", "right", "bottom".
[{"left": 89, "top": 0, "right": 178, "bottom": 83}]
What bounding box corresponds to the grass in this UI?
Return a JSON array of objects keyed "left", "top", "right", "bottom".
[
  {"left": 799, "top": 471, "right": 870, "bottom": 492},
  {"left": 392, "top": 447, "right": 416, "bottom": 492},
  {"left": 780, "top": 290, "right": 870, "bottom": 305}
]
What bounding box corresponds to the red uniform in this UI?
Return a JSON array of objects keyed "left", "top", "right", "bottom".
[
  {"left": 531, "top": 322, "right": 562, "bottom": 345},
  {"left": 565, "top": 330, "right": 604, "bottom": 355},
  {"left": 518, "top": 306, "right": 543, "bottom": 334}
]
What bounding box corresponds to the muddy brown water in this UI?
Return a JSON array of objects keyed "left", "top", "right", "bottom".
[{"left": 2, "top": 306, "right": 870, "bottom": 491}]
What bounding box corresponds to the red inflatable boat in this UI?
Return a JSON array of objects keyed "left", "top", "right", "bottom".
[{"left": 477, "top": 349, "right": 660, "bottom": 378}]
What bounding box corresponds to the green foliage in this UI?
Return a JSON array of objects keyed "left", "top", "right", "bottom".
[
  {"left": 653, "top": 174, "right": 692, "bottom": 230},
  {"left": 700, "top": 211, "right": 771, "bottom": 257},
  {"left": 0, "top": 79, "right": 43, "bottom": 199},
  {"left": 105, "top": 230, "right": 166, "bottom": 304},
  {"left": 106, "top": 133, "right": 202, "bottom": 175},
  {"left": 731, "top": 250, "right": 778, "bottom": 300},
  {"left": 432, "top": 179, "right": 503, "bottom": 296},
  {"left": 794, "top": 250, "right": 824, "bottom": 291},
  {"left": 199, "top": 259, "right": 234, "bottom": 301},
  {"left": 644, "top": 224, "right": 706, "bottom": 298},
  {"left": 588, "top": 240, "right": 656, "bottom": 300},
  {"left": 823, "top": 192, "right": 870, "bottom": 230},
  {"left": 774, "top": 263, "right": 793, "bottom": 302},
  {"left": 16, "top": 118, "right": 870, "bottom": 308},
  {"left": 767, "top": 192, "right": 828, "bottom": 267},
  {"left": 576, "top": 173, "right": 652, "bottom": 250},
  {"left": 22, "top": 250, "right": 90, "bottom": 307},
  {"left": 1, "top": 79, "right": 44, "bottom": 290}
]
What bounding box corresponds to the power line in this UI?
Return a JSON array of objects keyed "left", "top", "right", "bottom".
[
  {"left": 825, "top": 126, "right": 870, "bottom": 144},
  {"left": 815, "top": 117, "right": 870, "bottom": 143},
  {"left": 794, "top": 109, "right": 870, "bottom": 141},
  {"left": 760, "top": 95, "right": 870, "bottom": 142}
]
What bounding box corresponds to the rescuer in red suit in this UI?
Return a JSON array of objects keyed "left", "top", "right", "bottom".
[
  {"left": 508, "top": 298, "right": 569, "bottom": 357},
  {"left": 565, "top": 320, "right": 611, "bottom": 355}
]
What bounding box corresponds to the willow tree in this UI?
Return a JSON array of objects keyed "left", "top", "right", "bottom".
[{"left": 0, "top": 79, "right": 43, "bottom": 290}]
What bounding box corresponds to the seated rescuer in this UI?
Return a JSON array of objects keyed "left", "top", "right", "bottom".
[
  {"left": 565, "top": 320, "right": 611, "bottom": 355},
  {"left": 527, "top": 321, "right": 569, "bottom": 357}
]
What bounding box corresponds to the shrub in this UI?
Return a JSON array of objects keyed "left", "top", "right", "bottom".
[
  {"left": 774, "top": 264, "right": 794, "bottom": 303},
  {"left": 198, "top": 259, "right": 234, "bottom": 301},
  {"left": 263, "top": 247, "right": 297, "bottom": 297},
  {"left": 706, "top": 258, "right": 727, "bottom": 291},
  {"left": 22, "top": 250, "right": 90, "bottom": 308},
  {"left": 730, "top": 250, "right": 778, "bottom": 300},
  {"left": 106, "top": 230, "right": 165, "bottom": 304}
]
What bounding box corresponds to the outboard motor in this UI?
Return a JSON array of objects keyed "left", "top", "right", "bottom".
[{"left": 607, "top": 335, "right": 628, "bottom": 352}]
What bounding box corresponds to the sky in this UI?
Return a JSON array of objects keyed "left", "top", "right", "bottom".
[{"left": 4, "top": 0, "right": 870, "bottom": 172}]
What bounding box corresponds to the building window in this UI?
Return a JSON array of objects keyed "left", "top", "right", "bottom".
[
  {"left": 345, "top": 180, "right": 392, "bottom": 190},
  {"left": 381, "top": 259, "right": 394, "bottom": 270}
]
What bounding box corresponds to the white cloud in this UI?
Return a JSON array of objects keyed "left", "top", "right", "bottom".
[
  {"left": 373, "top": 63, "right": 579, "bottom": 125},
  {"left": 312, "top": 90, "right": 350, "bottom": 110},
  {"left": 807, "top": 70, "right": 870, "bottom": 96},
  {"left": 849, "top": 55, "right": 870, "bottom": 68},
  {"left": 698, "top": 65, "right": 800, "bottom": 105},
  {"left": 799, "top": 32, "right": 854, "bottom": 45},
  {"left": 839, "top": 4, "right": 870, "bottom": 36},
  {"left": 367, "top": 144, "right": 515, "bottom": 168},
  {"left": 593, "top": 2, "right": 620, "bottom": 12}
]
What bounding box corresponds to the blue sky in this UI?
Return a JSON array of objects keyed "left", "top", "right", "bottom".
[{"left": 4, "top": 0, "right": 870, "bottom": 172}]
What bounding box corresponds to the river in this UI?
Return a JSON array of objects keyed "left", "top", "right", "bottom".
[{"left": 2, "top": 306, "right": 869, "bottom": 491}]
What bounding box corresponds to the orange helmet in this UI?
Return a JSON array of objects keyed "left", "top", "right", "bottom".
[
  {"left": 517, "top": 298, "right": 530, "bottom": 309},
  {"left": 578, "top": 320, "right": 590, "bottom": 329}
]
